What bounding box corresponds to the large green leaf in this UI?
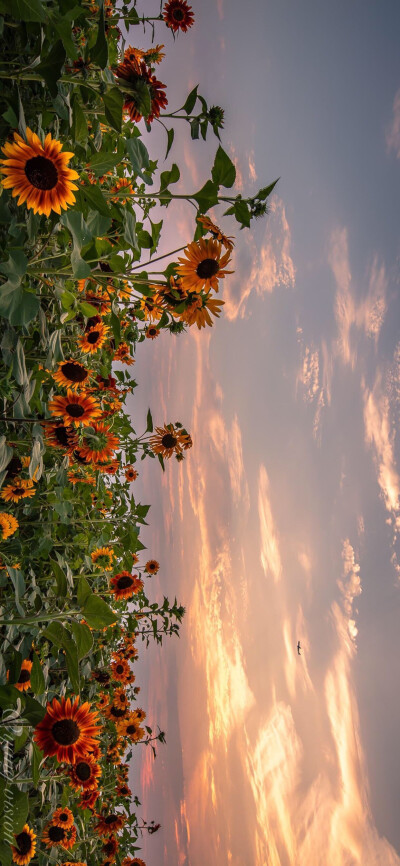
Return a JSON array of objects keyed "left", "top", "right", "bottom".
[
  {"left": 0, "top": 0, "right": 47, "bottom": 21},
  {"left": 82, "top": 593, "right": 117, "bottom": 629},
  {"left": 183, "top": 85, "right": 198, "bottom": 114},
  {"left": 123, "top": 210, "right": 138, "bottom": 250},
  {"left": 87, "top": 152, "right": 121, "bottom": 177},
  {"left": 21, "top": 694, "right": 46, "bottom": 726},
  {"left": 102, "top": 87, "right": 124, "bottom": 133},
  {"left": 192, "top": 180, "right": 219, "bottom": 213},
  {"left": 35, "top": 40, "right": 66, "bottom": 97},
  {"left": 90, "top": 4, "right": 108, "bottom": 68},
  {"left": 0, "top": 284, "right": 40, "bottom": 326},
  {"left": 69, "top": 621, "right": 93, "bottom": 660},
  {"left": 211, "top": 145, "right": 236, "bottom": 188},
  {"left": 125, "top": 138, "right": 153, "bottom": 185},
  {"left": 30, "top": 652, "right": 45, "bottom": 696}
]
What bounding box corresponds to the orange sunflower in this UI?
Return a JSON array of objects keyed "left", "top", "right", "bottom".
[
  {"left": 197, "top": 214, "right": 235, "bottom": 251},
  {"left": 68, "top": 755, "right": 102, "bottom": 791},
  {"left": 0, "top": 128, "right": 79, "bottom": 217},
  {"left": 144, "top": 559, "right": 160, "bottom": 575},
  {"left": 113, "top": 342, "right": 135, "bottom": 365},
  {"left": 78, "top": 322, "right": 109, "bottom": 354},
  {"left": 91, "top": 546, "right": 115, "bottom": 571},
  {"left": 117, "top": 713, "right": 145, "bottom": 742},
  {"left": 52, "top": 359, "right": 92, "bottom": 391},
  {"left": 76, "top": 422, "right": 119, "bottom": 464},
  {"left": 124, "top": 465, "right": 138, "bottom": 482},
  {"left": 95, "top": 811, "right": 126, "bottom": 838},
  {"left": 112, "top": 687, "right": 129, "bottom": 710},
  {"left": 77, "top": 788, "right": 100, "bottom": 811},
  {"left": 176, "top": 238, "right": 233, "bottom": 293},
  {"left": 115, "top": 53, "right": 168, "bottom": 124},
  {"left": 182, "top": 293, "right": 225, "bottom": 329},
  {"left": 1, "top": 479, "right": 35, "bottom": 503},
  {"left": 145, "top": 325, "right": 160, "bottom": 340},
  {"left": 110, "top": 657, "right": 131, "bottom": 683},
  {"left": 45, "top": 422, "right": 77, "bottom": 451},
  {"left": 102, "top": 835, "right": 119, "bottom": 860},
  {"left": 33, "top": 696, "right": 100, "bottom": 763},
  {"left": 163, "top": 0, "right": 194, "bottom": 31},
  {"left": 48, "top": 391, "right": 102, "bottom": 427},
  {"left": 11, "top": 825, "right": 36, "bottom": 866},
  {"left": 149, "top": 424, "right": 192, "bottom": 459},
  {"left": 0, "top": 512, "right": 19, "bottom": 539},
  {"left": 110, "top": 572, "right": 143, "bottom": 600},
  {"left": 13, "top": 659, "right": 33, "bottom": 692},
  {"left": 111, "top": 177, "right": 134, "bottom": 203},
  {"left": 51, "top": 807, "right": 75, "bottom": 830},
  {"left": 42, "top": 822, "right": 77, "bottom": 850}
]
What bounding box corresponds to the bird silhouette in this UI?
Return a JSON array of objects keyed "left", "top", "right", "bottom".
[{"left": 297, "top": 641, "right": 301, "bottom": 655}]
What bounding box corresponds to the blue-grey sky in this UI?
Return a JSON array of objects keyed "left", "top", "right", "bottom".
[{"left": 126, "top": 2, "right": 400, "bottom": 863}]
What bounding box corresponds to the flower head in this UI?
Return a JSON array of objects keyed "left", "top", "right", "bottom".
[
  {"left": 33, "top": 696, "right": 100, "bottom": 763},
  {"left": 11, "top": 824, "right": 36, "bottom": 865},
  {"left": 116, "top": 53, "right": 167, "bottom": 124},
  {"left": 176, "top": 238, "right": 233, "bottom": 293},
  {"left": 163, "top": 0, "right": 194, "bottom": 32}
]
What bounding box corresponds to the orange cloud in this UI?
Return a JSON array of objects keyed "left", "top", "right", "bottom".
[
  {"left": 363, "top": 372, "right": 400, "bottom": 517},
  {"left": 258, "top": 464, "right": 282, "bottom": 582},
  {"left": 338, "top": 539, "right": 362, "bottom": 643}
]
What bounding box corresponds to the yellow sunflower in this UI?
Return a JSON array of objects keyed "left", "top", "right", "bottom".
[
  {"left": 149, "top": 424, "right": 192, "bottom": 459},
  {"left": 52, "top": 359, "right": 92, "bottom": 391},
  {"left": 197, "top": 214, "right": 235, "bottom": 251},
  {"left": 11, "top": 824, "right": 36, "bottom": 865},
  {"left": 0, "top": 512, "right": 19, "bottom": 539},
  {"left": 1, "top": 479, "right": 35, "bottom": 503},
  {"left": 78, "top": 322, "right": 110, "bottom": 354},
  {"left": 91, "top": 546, "right": 115, "bottom": 571},
  {"left": 176, "top": 237, "right": 233, "bottom": 293},
  {"left": 182, "top": 293, "right": 225, "bottom": 329},
  {"left": 48, "top": 391, "right": 102, "bottom": 427},
  {"left": 0, "top": 128, "right": 79, "bottom": 217},
  {"left": 145, "top": 325, "right": 160, "bottom": 340}
]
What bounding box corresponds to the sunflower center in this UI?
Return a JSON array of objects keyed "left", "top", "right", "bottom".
[
  {"left": 161, "top": 433, "right": 177, "bottom": 449},
  {"left": 18, "top": 669, "right": 30, "bottom": 684},
  {"left": 49, "top": 825, "right": 65, "bottom": 842},
  {"left": 15, "top": 832, "right": 32, "bottom": 855},
  {"left": 67, "top": 403, "right": 85, "bottom": 418},
  {"left": 196, "top": 258, "right": 219, "bottom": 279},
  {"left": 126, "top": 724, "right": 137, "bottom": 735},
  {"left": 52, "top": 718, "right": 80, "bottom": 745},
  {"left": 173, "top": 8, "right": 184, "bottom": 20},
  {"left": 59, "top": 813, "right": 68, "bottom": 822},
  {"left": 25, "top": 155, "right": 58, "bottom": 190},
  {"left": 75, "top": 761, "right": 91, "bottom": 781},
  {"left": 116, "top": 665, "right": 124, "bottom": 674},
  {"left": 105, "top": 815, "right": 118, "bottom": 825},
  {"left": 12, "top": 488, "right": 23, "bottom": 497},
  {"left": 88, "top": 330, "right": 100, "bottom": 344},
  {"left": 62, "top": 362, "right": 88, "bottom": 383},
  {"left": 117, "top": 575, "right": 134, "bottom": 589},
  {"left": 110, "top": 705, "right": 125, "bottom": 718},
  {"left": 55, "top": 426, "right": 70, "bottom": 447},
  {"left": 6, "top": 456, "right": 21, "bottom": 478}
]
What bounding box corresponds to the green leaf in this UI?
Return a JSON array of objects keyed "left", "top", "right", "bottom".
[
  {"left": 10, "top": 786, "right": 29, "bottom": 833},
  {"left": 21, "top": 694, "right": 46, "bottom": 726},
  {"left": 159, "top": 163, "right": 180, "bottom": 192},
  {"left": 32, "top": 742, "right": 43, "bottom": 787},
  {"left": 0, "top": 0, "right": 47, "bottom": 21},
  {"left": 30, "top": 652, "right": 45, "bottom": 695},
  {"left": 123, "top": 210, "right": 138, "bottom": 250},
  {"left": 90, "top": 4, "right": 108, "bottom": 68},
  {"left": 64, "top": 640, "right": 80, "bottom": 693},
  {"left": 70, "top": 621, "right": 93, "bottom": 660},
  {"left": 0, "top": 685, "right": 20, "bottom": 709},
  {"left": 165, "top": 127, "right": 174, "bottom": 160},
  {"left": 183, "top": 85, "right": 198, "bottom": 114},
  {"left": 0, "top": 436, "right": 12, "bottom": 473},
  {"left": 7, "top": 651, "right": 22, "bottom": 687},
  {"left": 233, "top": 199, "right": 251, "bottom": 227},
  {"left": 72, "top": 98, "right": 88, "bottom": 143},
  {"left": 192, "top": 180, "right": 219, "bottom": 213},
  {"left": 0, "top": 285, "right": 39, "bottom": 326},
  {"left": 87, "top": 152, "right": 121, "bottom": 177},
  {"left": 82, "top": 593, "right": 117, "bottom": 629},
  {"left": 211, "top": 145, "right": 236, "bottom": 188},
  {"left": 12, "top": 339, "right": 27, "bottom": 387},
  {"left": 79, "top": 301, "right": 100, "bottom": 318},
  {"left": 125, "top": 138, "right": 153, "bottom": 185},
  {"left": 50, "top": 559, "right": 67, "bottom": 597},
  {"left": 79, "top": 183, "right": 110, "bottom": 217},
  {"left": 102, "top": 87, "right": 124, "bottom": 132},
  {"left": 61, "top": 211, "right": 93, "bottom": 248},
  {"left": 71, "top": 248, "right": 91, "bottom": 278},
  {"left": 0, "top": 249, "right": 27, "bottom": 281},
  {"left": 150, "top": 219, "right": 162, "bottom": 253},
  {"left": 77, "top": 576, "right": 91, "bottom": 606},
  {"left": 0, "top": 841, "right": 12, "bottom": 866},
  {"left": 256, "top": 178, "right": 280, "bottom": 200},
  {"left": 190, "top": 118, "right": 200, "bottom": 140},
  {"left": 146, "top": 408, "right": 153, "bottom": 432},
  {"left": 35, "top": 40, "right": 66, "bottom": 97}
]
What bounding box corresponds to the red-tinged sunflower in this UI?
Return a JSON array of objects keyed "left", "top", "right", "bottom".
[
  {"left": 144, "top": 559, "right": 160, "bottom": 575},
  {"left": 145, "top": 325, "right": 160, "bottom": 340},
  {"left": 33, "top": 696, "right": 100, "bottom": 763},
  {"left": 11, "top": 824, "right": 36, "bottom": 866},
  {"left": 113, "top": 342, "right": 135, "bottom": 365},
  {"left": 117, "top": 780, "right": 132, "bottom": 797},
  {"left": 85, "top": 287, "right": 112, "bottom": 316},
  {"left": 97, "top": 692, "right": 110, "bottom": 711},
  {"left": 110, "top": 657, "right": 131, "bottom": 683},
  {"left": 177, "top": 238, "right": 233, "bottom": 293},
  {"left": 111, "top": 177, "right": 134, "bottom": 204},
  {"left": 52, "top": 359, "right": 92, "bottom": 391},
  {"left": 61, "top": 863, "right": 88, "bottom": 866},
  {"left": 105, "top": 701, "right": 129, "bottom": 721},
  {"left": 0, "top": 512, "right": 19, "bottom": 539},
  {"left": 0, "top": 128, "right": 79, "bottom": 217},
  {"left": 163, "top": 0, "right": 194, "bottom": 32},
  {"left": 182, "top": 293, "right": 225, "bottom": 329},
  {"left": 102, "top": 835, "right": 119, "bottom": 860},
  {"left": 144, "top": 43, "right": 165, "bottom": 64},
  {"left": 42, "top": 821, "right": 77, "bottom": 850},
  {"left": 13, "top": 659, "right": 33, "bottom": 692},
  {"left": 197, "top": 214, "right": 235, "bottom": 251},
  {"left": 122, "top": 859, "right": 146, "bottom": 866},
  {"left": 48, "top": 391, "right": 102, "bottom": 428},
  {"left": 96, "top": 459, "right": 119, "bottom": 474},
  {"left": 110, "top": 572, "right": 143, "bottom": 600},
  {"left": 67, "top": 470, "right": 96, "bottom": 486},
  {"left": 115, "top": 54, "right": 168, "bottom": 124},
  {"left": 149, "top": 423, "right": 190, "bottom": 459},
  {"left": 51, "top": 807, "right": 75, "bottom": 830},
  {"left": 77, "top": 787, "right": 100, "bottom": 811},
  {"left": 68, "top": 755, "right": 102, "bottom": 791},
  {"left": 95, "top": 811, "right": 126, "bottom": 838},
  {"left": 124, "top": 465, "right": 138, "bottom": 482},
  {"left": 1, "top": 479, "right": 35, "bottom": 503},
  {"left": 91, "top": 546, "right": 115, "bottom": 571},
  {"left": 45, "top": 422, "right": 78, "bottom": 451},
  {"left": 76, "top": 422, "right": 119, "bottom": 465},
  {"left": 78, "top": 322, "right": 110, "bottom": 354},
  {"left": 112, "top": 686, "right": 129, "bottom": 710}
]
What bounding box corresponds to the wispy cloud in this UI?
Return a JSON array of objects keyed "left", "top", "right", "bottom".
[
  {"left": 296, "top": 333, "right": 326, "bottom": 440},
  {"left": 386, "top": 87, "right": 400, "bottom": 158},
  {"left": 258, "top": 464, "right": 282, "bottom": 582},
  {"left": 338, "top": 539, "right": 362, "bottom": 643},
  {"left": 248, "top": 150, "right": 257, "bottom": 182}
]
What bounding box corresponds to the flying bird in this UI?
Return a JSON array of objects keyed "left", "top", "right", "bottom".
[{"left": 297, "top": 641, "right": 301, "bottom": 655}]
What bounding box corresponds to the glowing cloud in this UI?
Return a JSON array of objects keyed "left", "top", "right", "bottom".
[
  {"left": 363, "top": 372, "right": 400, "bottom": 517},
  {"left": 258, "top": 464, "right": 282, "bottom": 582},
  {"left": 338, "top": 539, "right": 362, "bottom": 643}
]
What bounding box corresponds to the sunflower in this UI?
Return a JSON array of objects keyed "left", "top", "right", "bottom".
[
  {"left": 95, "top": 812, "right": 126, "bottom": 838},
  {"left": 85, "top": 287, "right": 112, "bottom": 316},
  {"left": 176, "top": 238, "right": 233, "bottom": 293},
  {"left": 0, "top": 512, "right": 19, "bottom": 539},
  {"left": 51, "top": 807, "right": 75, "bottom": 830},
  {"left": 124, "top": 465, "right": 138, "bottom": 482},
  {"left": 139, "top": 295, "right": 163, "bottom": 322},
  {"left": 91, "top": 546, "right": 115, "bottom": 571},
  {"left": 11, "top": 825, "right": 36, "bottom": 866},
  {"left": 182, "top": 293, "right": 225, "bottom": 329},
  {"left": 78, "top": 322, "right": 110, "bottom": 354},
  {"left": 110, "top": 657, "right": 131, "bottom": 683},
  {"left": 111, "top": 177, "right": 134, "bottom": 204},
  {"left": 105, "top": 701, "right": 129, "bottom": 722},
  {"left": 102, "top": 835, "right": 119, "bottom": 861},
  {"left": 68, "top": 755, "right": 102, "bottom": 791},
  {"left": 48, "top": 391, "right": 102, "bottom": 428},
  {"left": 122, "top": 859, "right": 146, "bottom": 866},
  {"left": 145, "top": 325, "right": 160, "bottom": 340},
  {"left": 115, "top": 54, "right": 168, "bottom": 124},
  {"left": 52, "top": 359, "right": 92, "bottom": 391},
  {"left": 113, "top": 342, "right": 135, "bottom": 365},
  {"left": 13, "top": 659, "right": 33, "bottom": 692},
  {"left": 45, "top": 423, "right": 77, "bottom": 451},
  {"left": 1, "top": 479, "right": 35, "bottom": 503},
  {"left": 144, "top": 559, "right": 160, "bottom": 575},
  {"left": 76, "top": 422, "right": 119, "bottom": 464},
  {"left": 163, "top": 0, "right": 194, "bottom": 32},
  {"left": 112, "top": 687, "right": 129, "bottom": 710},
  {"left": 33, "top": 696, "right": 100, "bottom": 763},
  {"left": 42, "top": 822, "right": 76, "bottom": 850},
  {"left": 116, "top": 780, "right": 132, "bottom": 797},
  {"left": 197, "top": 215, "right": 235, "bottom": 251},
  {"left": 67, "top": 470, "right": 96, "bottom": 486},
  {"left": 0, "top": 128, "right": 79, "bottom": 217},
  {"left": 77, "top": 788, "right": 100, "bottom": 811},
  {"left": 110, "top": 572, "right": 143, "bottom": 600},
  {"left": 97, "top": 692, "right": 110, "bottom": 711},
  {"left": 118, "top": 714, "right": 145, "bottom": 742},
  {"left": 149, "top": 424, "right": 191, "bottom": 459}
]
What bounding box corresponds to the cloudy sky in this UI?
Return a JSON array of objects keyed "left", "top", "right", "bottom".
[{"left": 126, "top": 1, "right": 400, "bottom": 863}]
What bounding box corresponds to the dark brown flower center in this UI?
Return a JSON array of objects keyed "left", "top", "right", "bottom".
[
  {"left": 61, "top": 362, "right": 88, "bottom": 383},
  {"left": 75, "top": 761, "right": 91, "bottom": 781},
  {"left": 161, "top": 433, "right": 177, "bottom": 449},
  {"left": 15, "top": 831, "right": 32, "bottom": 855},
  {"left": 6, "top": 456, "right": 22, "bottom": 479},
  {"left": 25, "top": 155, "right": 58, "bottom": 190},
  {"left": 66, "top": 403, "right": 85, "bottom": 418},
  {"left": 110, "top": 705, "right": 126, "bottom": 718},
  {"left": 196, "top": 258, "right": 219, "bottom": 279},
  {"left": 117, "top": 575, "right": 134, "bottom": 590},
  {"left": 52, "top": 718, "right": 80, "bottom": 745},
  {"left": 173, "top": 8, "right": 184, "bottom": 20},
  {"left": 116, "top": 664, "right": 124, "bottom": 674},
  {"left": 48, "top": 825, "right": 65, "bottom": 842},
  {"left": 18, "top": 669, "right": 30, "bottom": 684},
  {"left": 103, "top": 839, "right": 117, "bottom": 855},
  {"left": 126, "top": 724, "right": 137, "bottom": 735},
  {"left": 54, "top": 426, "right": 70, "bottom": 447},
  {"left": 12, "top": 488, "right": 23, "bottom": 497},
  {"left": 88, "top": 330, "right": 100, "bottom": 344},
  {"left": 105, "top": 815, "right": 118, "bottom": 825},
  {"left": 59, "top": 813, "right": 68, "bottom": 822}
]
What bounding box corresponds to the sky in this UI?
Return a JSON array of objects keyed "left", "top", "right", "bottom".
[{"left": 125, "top": 2, "right": 400, "bottom": 863}]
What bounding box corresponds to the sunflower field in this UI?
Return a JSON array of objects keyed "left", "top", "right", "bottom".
[{"left": 0, "top": 2, "right": 277, "bottom": 864}]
